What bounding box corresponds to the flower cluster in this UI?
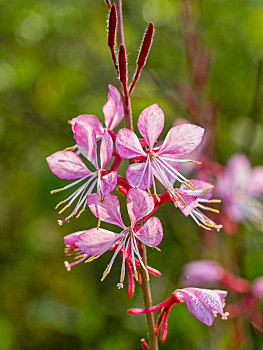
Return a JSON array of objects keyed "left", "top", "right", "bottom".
[{"left": 47, "top": 84, "right": 226, "bottom": 336}]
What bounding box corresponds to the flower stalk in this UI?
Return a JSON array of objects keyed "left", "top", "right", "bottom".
[{"left": 114, "top": 1, "right": 158, "bottom": 348}]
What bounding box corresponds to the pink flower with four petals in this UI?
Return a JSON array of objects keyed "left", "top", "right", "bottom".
[
  {"left": 116, "top": 104, "right": 204, "bottom": 216},
  {"left": 46, "top": 128, "right": 117, "bottom": 225},
  {"left": 64, "top": 188, "right": 163, "bottom": 288}
]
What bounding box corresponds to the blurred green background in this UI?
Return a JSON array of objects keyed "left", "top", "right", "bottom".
[{"left": 1, "top": 0, "right": 263, "bottom": 349}]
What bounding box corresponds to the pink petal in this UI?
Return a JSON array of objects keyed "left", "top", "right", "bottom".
[
  {"left": 136, "top": 217, "right": 163, "bottom": 247},
  {"left": 100, "top": 130, "right": 113, "bottom": 169},
  {"left": 189, "top": 288, "right": 226, "bottom": 315},
  {"left": 73, "top": 122, "right": 98, "bottom": 169},
  {"left": 137, "top": 104, "right": 164, "bottom": 151},
  {"left": 126, "top": 162, "right": 152, "bottom": 190},
  {"left": 86, "top": 193, "right": 125, "bottom": 228},
  {"left": 64, "top": 231, "right": 86, "bottom": 246},
  {"left": 176, "top": 289, "right": 215, "bottom": 326},
  {"left": 75, "top": 228, "right": 121, "bottom": 256},
  {"left": 252, "top": 277, "right": 263, "bottom": 298},
  {"left": 248, "top": 166, "right": 263, "bottom": 196},
  {"left": 102, "top": 84, "right": 124, "bottom": 130},
  {"left": 71, "top": 114, "right": 103, "bottom": 137},
  {"left": 100, "top": 171, "right": 118, "bottom": 196},
  {"left": 46, "top": 151, "right": 91, "bottom": 179},
  {"left": 116, "top": 129, "right": 146, "bottom": 159},
  {"left": 218, "top": 153, "right": 250, "bottom": 196},
  {"left": 127, "top": 188, "right": 155, "bottom": 227},
  {"left": 157, "top": 124, "right": 204, "bottom": 157},
  {"left": 174, "top": 189, "right": 198, "bottom": 216}
]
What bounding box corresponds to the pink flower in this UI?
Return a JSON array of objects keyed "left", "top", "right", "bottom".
[
  {"left": 252, "top": 277, "right": 263, "bottom": 299},
  {"left": 217, "top": 153, "right": 263, "bottom": 226},
  {"left": 46, "top": 127, "right": 117, "bottom": 224},
  {"left": 64, "top": 188, "right": 163, "bottom": 288},
  {"left": 128, "top": 288, "right": 228, "bottom": 342},
  {"left": 116, "top": 104, "right": 204, "bottom": 213},
  {"left": 71, "top": 84, "right": 124, "bottom": 138},
  {"left": 181, "top": 260, "right": 224, "bottom": 285},
  {"left": 180, "top": 179, "right": 222, "bottom": 230}
]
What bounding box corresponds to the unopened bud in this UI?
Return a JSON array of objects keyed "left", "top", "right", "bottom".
[{"left": 137, "top": 22, "right": 154, "bottom": 68}]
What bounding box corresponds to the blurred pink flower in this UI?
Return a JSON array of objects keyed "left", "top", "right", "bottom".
[
  {"left": 71, "top": 84, "right": 124, "bottom": 138},
  {"left": 128, "top": 287, "right": 228, "bottom": 341},
  {"left": 217, "top": 153, "right": 263, "bottom": 227},
  {"left": 181, "top": 260, "right": 224, "bottom": 285},
  {"left": 64, "top": 188, "right": 163, "bottom": 288},
  {"left": 252, "top": 277, "right": 263, "bottom": 299},
  {"left": 116, "top": 103, "right": 203, "bottom": 211},
  {"left": 47, "top": 128, "right": 117, "bottom": 224},
  {"left": 181, "top": 259, "right": 249, "bottom": 293}
]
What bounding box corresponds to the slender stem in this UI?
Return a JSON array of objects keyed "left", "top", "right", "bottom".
[
  {"left": 115, "top": 0, "right": 125, "bottom": 47},
  {"left": 140, "top": 245, "right": 159, "bottom": 350},
  {"left": 114, "top": 1, "right": 158, "bottom": 348}
]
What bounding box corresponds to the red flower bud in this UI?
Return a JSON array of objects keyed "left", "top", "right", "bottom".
[
  {"left": 119, "top": 44, "right": 128, "bottom": 89},
  {"left": 108, "top": 4, "right": 117, "bottom": 49},
  {"left": 137, "top": 22, "right": 154, "bottom": 68}
]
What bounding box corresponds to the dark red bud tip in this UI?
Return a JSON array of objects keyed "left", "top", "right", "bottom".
[
  {"left": 119, "top": 44, "right": 128, "bottom": 87},
  {"left": 108, "top": 4, "right": 117, "bottom": 48},
  {"left": 137, "top": 22, "right": 154, "bottom": 68},
  {"left": 105, "top": 0, "right": 112, "bottom": 9},
  {"left": 140, "top": 338, "right": 149, "bottom": 350}
]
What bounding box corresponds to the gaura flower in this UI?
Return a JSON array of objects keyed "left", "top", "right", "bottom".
[
  {"left": 64, "top": 231, "right": 162, "bottom": 298},
  {"left": 217, "top": 153, "right": 263, "bottom": 227},
  {"left": 64, "top": 188, "right": 163, "bottom": 288},
  {"left": 46, "top": 127, "right": 117, "bottom": 225},
  {"left": 181, "top": 260, "right": 224, "bottom": 285},
  {"left": 128, "top": 288, "right": 228, "bottom": 342},
  {"left": 180, "top": 179, "right": 222, "bottom": 231},
  {"left": 70, "top": 84, "right": 124, "bottom": 138},
  {"left": 251, "top": 277, "right": 263, "bottom": 299},
  {"left": 116, "top": 104, "right": 203, "bottom": 211},
  {"left": 181, "top": 259, "right": 249, "bottom": 293}
]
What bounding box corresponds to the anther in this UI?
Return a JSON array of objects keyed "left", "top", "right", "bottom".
[
  {"left": 188, "top": 160, "right": 202, "bottom": 164},
  {"left": 202, "top": 185, "right": 214, "bottom": 195},
  {"left": 97, "top": 219, "right": 101, "bottom": 230},
  {"left": 50, "top": 188, "right": 63, "bottom": 194},
  {"left": 154, "top": 192, "right": 160, "bottom": 202},
  {"left": 147, "top": 186, "right": 152, "bottom": 196},
  {"left": 153, "top": 246, "right": 161, "bottom": 252},
  {"left": 134, "top": 269, "right": 138, "bottom": 281},
  {"left": 199, "top": 223, "right": 211, "bottom": 231},
  {"left": 85, "top": 255, "right": 97, "bottom": 263},
  {"left": 59, "top": 204, "right": 69, "bottom": 215},
  {"left": 175, "top": 192, "right": 185, "bottom": 205},
  {"left": 55, "top": 199, "right": 68, "bottom": 209},
  {"left": 74, "top": 254, "right": 85, "bottom": 260},
  {"left": 204, "top": 206, "right": 220, "bottom": 214},
  {"left": 101, "top": 264, "right": 110, "bottom": 281},
  {"left": 182, "top": 181, "right": 195, "bottom": 191},
  {"left": 64, "top": 146, "right": 75, "bottom": 151},
  {"left": 76, "top": 208, "right": 85, "bottom": 218},
  {"left": 136, "top": 184, "right": 140, "bottom": 188},
  {"left": 168, "top": 188, "right": 179, "bottom": 201},
  {"left": 209, "top": 199, "right": 221, "bottom": 203}
]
